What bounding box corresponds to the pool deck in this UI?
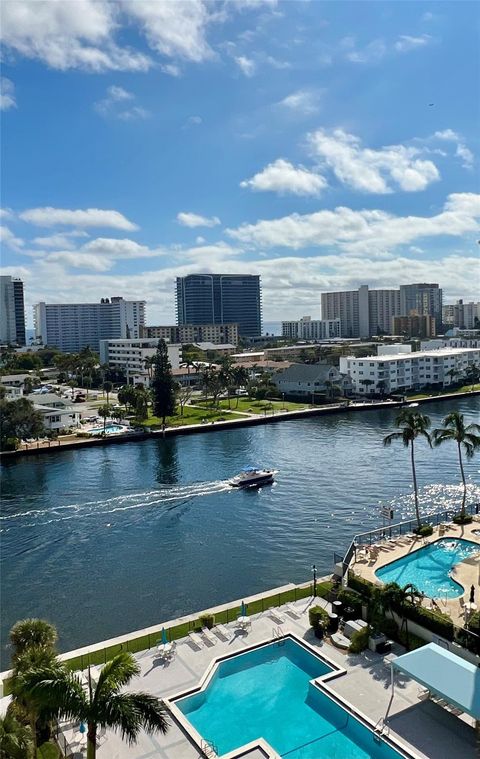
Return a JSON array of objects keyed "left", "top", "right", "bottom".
[
  {"left": 350, "top": 520, "right": 480, "bottom": 627},
  {"left": 50, "top": 596, "right": 475, "bottom": 759}
]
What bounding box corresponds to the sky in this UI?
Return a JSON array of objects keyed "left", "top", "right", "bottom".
[{"left": 0, "top": 0, "right": 479, "bottom": 328}]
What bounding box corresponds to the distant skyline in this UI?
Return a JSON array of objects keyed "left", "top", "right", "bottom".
[{"left": 1, "top": 0, "right": 479, "bottom": 327}]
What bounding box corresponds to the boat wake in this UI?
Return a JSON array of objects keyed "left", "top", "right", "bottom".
[{"left": 0, "top": 480, "right": 232, "bottom": 530}]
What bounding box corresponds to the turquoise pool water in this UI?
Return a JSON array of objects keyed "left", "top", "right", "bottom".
[
  {"left": 376, "top": 538, "right": 480, "bottom": 598},
  {"left": 176, "top": 639, "right": 403, "bottom": 758},
  {"left": 88, "top": 424, "right": 125, "bottom": 435}
]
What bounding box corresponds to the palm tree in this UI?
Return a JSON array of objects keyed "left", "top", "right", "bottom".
[
  {"left": 97, "top": 404, "right": 111, "bottom": 435},
  {"left": 10, "top": 619, "right": 58, "bottom": 662},
  {"left": 102, "top": 381, "right": 113, "bottom": 404},
  {"left": 383, "top": 410, "right": 432, "bottom": 530},
  {"left": 0, "top": 712, "right": 34, "bottom": 759},
  {"left": 18, "top": 652, "right": 169, "bottom": 759},
  {"left": 433, "top": 412, "right": 480, "bottom": 520}
]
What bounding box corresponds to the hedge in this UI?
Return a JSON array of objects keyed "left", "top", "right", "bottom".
[
  {"left": 401, "top": 603, "right": 454, "bottom": 641},
  {"left": 347, "top": 572, "right": 373, "bottom": 599}
]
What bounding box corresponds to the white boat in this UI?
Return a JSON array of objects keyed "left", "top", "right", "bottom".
[
  {"left": 407, "top": 402, "right": 419, "bottom": 408},
  {"left": 230, "top": 466, "right": 276, "bottom": 488}
]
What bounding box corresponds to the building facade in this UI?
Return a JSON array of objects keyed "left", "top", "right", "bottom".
[
  {"left": 34, "top": 297, "right": 145, "bottom": 352},
  {"left": 399, "top": 283, "right": 442, "bottom": 327},
  {"left": 281, "top": 316, "right": 341, "bottom": 341},
  {"left": 443, "top": 300, "right": 480, "bottom": 330},
  {"left": 273, "top": 363, "right": 352, "bottom": 398},
  {"left": 176, "top": 274, "right": 261, "bottom": 338},
  {"left": 141, "top": 322, "right": 239, "bottom": 346},
  {"left": 321, "top": 285, "right": 401, "bottom": 338},
  {"left": 0, "top": 276, "right": 26, "bottom": 345},
  {"left": 340, "top": 346, "right": 480, "bottom": 395},
  {"left": 391, "top": 313, "right": 436, "bottom": 338},
  {"left": 99, "top": 338, "right": 181, "bottom": 386}
]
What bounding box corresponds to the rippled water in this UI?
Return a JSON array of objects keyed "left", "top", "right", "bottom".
[{"left": 1, "top": 398, "right": 479, "bottom": 663}]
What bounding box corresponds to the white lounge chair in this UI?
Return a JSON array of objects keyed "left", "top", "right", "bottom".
[
  {"left": 201, "top": 627, "right": 217, "bottom": 645},
  {"left": 269, "top": 608, "right": 286, "bottom": 624},
  {"left": 284, "top": 603, "right": 302, "bottom": 619},
  {"left": 188, "top": 632, "right": 203, "bottom": 648},
  {"left": 214, "top": 624, "right": 230, "bottom": 640}
]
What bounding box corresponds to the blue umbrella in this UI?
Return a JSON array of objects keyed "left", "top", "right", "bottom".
[
  {"left": 161, "top": 627, "right": 168, "bottom": 645},
  {"left": 240, "top": 601, "right": 247, "bottom": 616},
  {"left": 79, "top": 722, "right": 86, "bottom": 735}
]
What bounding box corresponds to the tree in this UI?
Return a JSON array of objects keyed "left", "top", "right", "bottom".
[
  {"left": 102, "top": 381, "right": 113, "bottom": 404},
  {"left": 10, "top": 619, "right": 58, "bottom": 662},
  {"left": 324, "top": 380, "right": 342, "bottom": 401},
  {"left": 359, "top": 378, "right": 375, "bottom": 397},
  {"left": 445, "top": 367, "right": 459, "bottom": 389},
  {"left": 151, "top": 340, "right": 176, "bottom": 425},
  {"left": 465, "top": 364, "right": 480, "bottom": 392},
  {"left": 143, "top": 356, "right": 155, "bottom": 380},
  {"left": 19, "top": 652, "right": 170, "bottom": 759},
  {"left": 133, "top": 387, "right": 149, "bottom": 421},
  {"left": 219, "top": 357, "right": 234, "bottom": 408},
  {"left": 201, "top": 366, "right": 224, "bottom": 407},
  {"left": 433, "top": 412, "right": 480, "bottom": 520},
  {"left": 176, "top": 383, "right": 193, "bottom": 416},
  {"left": 377, "top": 379, "right": 387, "bottom": 399},
  {"left": 117, "top": 385, "right": 137, "bottom": 415},
  {"left": 0, "top": 712, "right": 34, "bottom": 759},
  {"left": 383, "top": 410, "right": 432, "bottom": 529},
  {"left": 23, "top": 377, "right": 34, "bottom": 396},
  {"left": 0, "top": 399, "right": 45, "bottom": 450},
  {"left": 232, "top": 366, "right": 249, "bottom": 408},
  {"left": 97, "top": 405, "right": 111, "bottom": 435}
]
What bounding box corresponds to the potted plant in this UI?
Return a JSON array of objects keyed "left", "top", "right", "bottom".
[
  {"left": 199, "top": 613, "right": 215, "bottom": 630},
  {"left": 308, "top": 606, "right": 328, "bottom": 639}
]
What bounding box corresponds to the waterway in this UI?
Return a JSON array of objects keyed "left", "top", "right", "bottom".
[{"left": 1, "top": 398, "right": 479, "bottom": 664}]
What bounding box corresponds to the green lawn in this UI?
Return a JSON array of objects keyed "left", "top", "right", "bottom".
[
  {"left": 407, "top": 384, "right": 480, "bottom": 400},
  {"left": 138, "top": 404, "right": 247, "bottom": 429},
  {"left": 204, "top": 397, "right": 310, "bottom": 414}
]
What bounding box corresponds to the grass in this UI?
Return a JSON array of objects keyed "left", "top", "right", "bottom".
[
  {"left": 137, "top": 404, "right": 246, "bottom": 429},
  {"left": 201, "top": 397, "right": 310, "bottom": 414},
  {"left": 407, "top": 384, "right": 480, "bottom": 400}
]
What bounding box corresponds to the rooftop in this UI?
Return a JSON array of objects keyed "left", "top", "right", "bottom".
[{"left": 343, "top": 347, "right": 480, "bottom": 362}]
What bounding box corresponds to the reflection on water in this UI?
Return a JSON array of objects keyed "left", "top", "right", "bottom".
[{"left": 1, "top": 398, "right": 479, "bottom": 661}]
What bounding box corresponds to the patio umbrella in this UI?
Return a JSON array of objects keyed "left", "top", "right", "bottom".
[
  {"left": 79, "top": 722, "right": 86, "bottom": 735},
  {"left": 161, "top": 627, "right": 168, "bottom": 645},
  {"left": 470, "top": 585, "right": 475, "bottom": 604},
  {"left": 240, "top": 601, "right": 247, "bottom": 617}
]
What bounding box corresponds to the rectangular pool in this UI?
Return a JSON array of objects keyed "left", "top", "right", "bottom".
[
  {"left": 175, "top": 638, "right": 406, "bottom": 758},
  {"left": 375, "top": 538, "right": 480, "bottom": 599}
]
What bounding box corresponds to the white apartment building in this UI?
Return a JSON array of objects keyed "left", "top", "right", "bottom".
[
  {"left": 141, "top": 323, "right": 239, "bottom": 346},
  {"left": 99, "top": 338, "right": 181, "bottom": 386},
  {"left": 443, "top": 300, "right": 480, "bottom": 330},
  {"left": 340, "top": 346, "right": 480, "bottom": 394},
  {"left": 282, "top": 316, "right": 341, "bottom": 341},
  {"left": 421, "top": 338, "right": 480, "bottom": 350},
  {"left": 34, "top": 297, "right": 145, "bottom": 353},
  {"left": 321, "top": 286, "right": 401, "bottom": 338}
]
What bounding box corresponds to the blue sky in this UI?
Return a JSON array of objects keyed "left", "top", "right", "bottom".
[{"left": 1, "top": 0, "right": 479, "bottom": 327}]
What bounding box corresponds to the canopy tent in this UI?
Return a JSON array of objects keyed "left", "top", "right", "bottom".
[{"left": 391, "top": 643, "right": 480, "bottom": 719}]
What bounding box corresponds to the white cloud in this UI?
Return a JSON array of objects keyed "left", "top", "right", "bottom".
[
  {"left": 94, "top": 85, "right": 149, "bottom": 120},
  {"left": 308, "top": 128, "right": 440, "bottom": 193},
  {"left": 19, "top": 207, "right": 139, "bottom": 230},
  {"left": 394, "top": 34, "right": 432, "bottom": 53},
  {"left": 185, "top": 115, "right": 202, "bottom": 127},
  {"left": 0, "top": 225, "right": 24, "bottom": 251},
  {"left": 277, "top": 89, "right": 322, "bottom": 115},
  {"left": 346, "top": 39, "right": 386, "bottom": 64},
  {"left": 195, "top": 236, "right": 206, "bottom": 244},
  {"left": 177, "top": 212, "right": 221, "bottom": 228},
  {"left": 433, "top": 129, "right": 474, "bottom": 169},
  {"left": 121, "top": 0, "right": 214, "bottom": 63},
  {"left": 0, "top": 208, "right": 14, "bottom": 219},
  {"left": 43, "top": 237, "right": 160, "bottom": 271},
  {"left": 0, "top": 0, "right": 152, "bottom": 72},
  {"left": 227, "top": 192, "right": 480, "bottom": 254},
  {"left": 0, "top": 77, "right": 16, "bottom": 110},
  {"left": 240, "top": 158, "right": 327, "bottom": 196},
  {"left": 265, "top": 55, "right": 290, "bottom": 69},
  {"left": 160, "top": 62, "right": 182, "bottom": 77},
  {"left": 234, "top": 55, "right": 256, "bottom": 76},
  {"left": 32, "top": 231, "right": 89, "bottom": 249}
]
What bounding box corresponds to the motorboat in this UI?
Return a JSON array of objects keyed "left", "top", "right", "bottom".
[
  {"left": 407, "top": 402, "right": 419, "bottom": 408},
  {"left": 230, "top": 466, "right": 276, "bottom": 488}
]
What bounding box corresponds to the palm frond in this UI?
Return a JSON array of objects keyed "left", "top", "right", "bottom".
[
  {"left": 17, "top": 667, "right": 87, "bottom": 723},
  {"left": 98, "top": 692, "right": 169, "bottom": 743},
  {"left": 383, "top": 431, "right": 406, "bottom": 448},
  {"left": 94, "top": 653, "right": 140, "bottom": 703}
]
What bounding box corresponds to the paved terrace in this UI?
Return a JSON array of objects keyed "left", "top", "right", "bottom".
[
  {"left": 350, "top": 519, "right": 480, "bottom": 626},
  {"left": 54, "top": 596, "right": 475, "bottom": 759}
]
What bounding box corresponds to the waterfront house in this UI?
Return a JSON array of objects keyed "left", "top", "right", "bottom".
[{"left": 273, "top": 363, "right": 352, "bottom": 399}]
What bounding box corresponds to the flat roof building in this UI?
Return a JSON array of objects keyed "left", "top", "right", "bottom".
[
  {"left": 0, "top": 276, "right": 26, "bottom": 346},
  {"left": 141, "top": 323, "right": 239, "bottom": 346},
  {"left": 321, "top": 285, "right": 401, "bottom": 338}
]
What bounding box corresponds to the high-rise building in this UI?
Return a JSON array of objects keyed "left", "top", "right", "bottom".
[
  {"left": 321, "top": 285, "right": 400, "bottom": 338},
  {"left": 281, "top": 316, "right": 341, "bottom": 341},
  {"left": 0, "top": 275, "right": 26, "bottom": 345},
  {"left": 34, "top": 297, "right": 145, "bottom": 352},
  {"left": 141, "top": 323, "right": 239, "bottom": 345},
  {"left": 443, "top": 300, "right": 480, "bottom": 330},
  {"left": 392, "top": 313, "right": 436, "bottom": 338},
  {"left": 399, "top": 283, "right": 442, "bottom": 327},
  {"left": 176, "top": 274, "right": 261, "bottom": 338}
]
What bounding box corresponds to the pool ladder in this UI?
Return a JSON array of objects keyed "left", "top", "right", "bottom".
[
  {"left": 272, "top": 626, "right": 285, "bottom": 645},
  {"left": 200, "top": 739, "right": 218, "bottom": 757},
  {"left": 373, "top": 718, "right": 390, "bottom": 742}
]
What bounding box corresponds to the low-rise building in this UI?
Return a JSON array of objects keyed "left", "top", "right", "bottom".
[
  {"left": 99, "top": 338, "right": 181, "bottom": 385},
  {"left": 141, "top": 323, "right": 239, "bottom": 346},
  {"left": 282, "top": 317, "right": 341, "bottom": 341},
  {"left": 273, "top": 363, "right": 352, "bottom": 399},
  {"left": 340, "top": 347, "right": 480, "bottom": 395},
  {"left": 33, "top": 403, "right": 81, "bottom": 431},
  {"left": 193, "top": 342, "right": 236, "bottom": 355}
]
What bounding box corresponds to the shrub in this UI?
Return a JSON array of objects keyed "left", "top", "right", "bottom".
[
  {"left": 347, "top": 572, "right": 373, "bottom": 599},
  {"left": 453, "top": 513, "right": 473, "bottom": 525},
  {"left": 467, "top": 610, "right": 480, "bottom": 634},
  {"left": 377, "top": 618, "right": 398, "bottom": 639},
  {"left": 349, "top": 625, "right": 370, "bottom": 654},
  {"left": 403, "top": 603, "right": 454, "bottom": 640},
  {"left": 337, "top": 589, "right": 363, "bottom": 615},
  {"left": 397, "top": 629, "right": 426, "bottom": 651},
  {"left": 414, "top": 524, "right": 433, "bottom": 537},
  {"left": 308, "top": 606, "right": 329, "bottom": 630},
  {"left": 199, "top": 613, "right": 215, "bottom": 630}
]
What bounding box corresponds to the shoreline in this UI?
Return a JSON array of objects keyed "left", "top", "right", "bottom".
[{"left": 1, "top": 388, "right": 479, "bottom": 460}]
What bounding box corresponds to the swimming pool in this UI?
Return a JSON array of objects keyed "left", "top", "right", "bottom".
[
  {"left": 175, "top": 638, "right": 405, "bottom": 758},
  {"left": 376, "top": 538, "right": 480, "bottom": 598}
]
